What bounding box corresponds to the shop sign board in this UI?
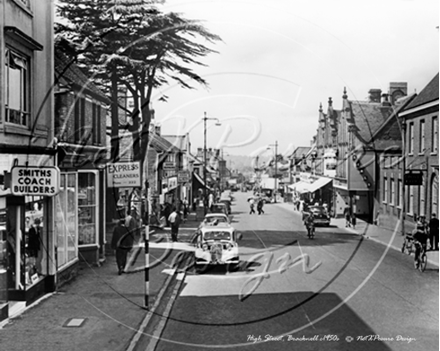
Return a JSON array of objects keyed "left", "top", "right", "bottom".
[
  {"left": 163, "top": 161, "right": 175, "bottom": 170},
  {"left": 11, "top": 166, "right": 60, "bottom": 197},
  {"left": 107, "top": 161, "right": 141, "bottom": 188},
  {"left": 404, "top": 172, "right": 423, "bottom": 186},
  {"left": 177, "top": 171, "right": 190, "bottom": 183}
]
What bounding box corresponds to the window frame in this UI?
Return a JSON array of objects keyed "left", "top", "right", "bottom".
[
  {"left": 408, "top": 122, "right": 414, "bottom": 155},
  {"left": 432, "top": 116, "right": 438, "bottom": 154},
  {"left": 419, "top": 119, "right": 425, "bottom": 154},
  {"left": 4, "top": 47, "right": 31, "bottom": 127},
  {"left": 383, "top": 176, "right": 388, "bottom": 204}
]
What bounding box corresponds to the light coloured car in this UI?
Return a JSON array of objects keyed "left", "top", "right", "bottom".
[
  {"left": 200, "top": 213, "right": 230, "bottom": 227},
  {"left": 194, "top": 222, "right": 241, "bottom": 273}
]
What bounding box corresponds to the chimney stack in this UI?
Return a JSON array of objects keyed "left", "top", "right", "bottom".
[
  {"left": 368, "top": 89, "right": 382, "bottom": 103},
  {"left": 381, "top": 93, "right": 391, "bottom": 106},
  {"left": 389, "top": 82, "right": 408, "bottom": 105}
]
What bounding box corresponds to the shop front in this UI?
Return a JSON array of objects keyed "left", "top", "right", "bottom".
[
  {"left": 0, "top": 155, "right": 59, "bottom": 320},
  {"left": 55, "top": 168, "right": 106, "bottom": 268}
]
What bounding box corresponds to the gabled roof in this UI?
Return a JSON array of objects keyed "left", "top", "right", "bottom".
[
  {"left": 367, "top": 94, "right": 417, "bottom": 150},
  {"left": 54, "top": 51, "right": 110, "bottom": 103},
  {"left": 162, "top": 135, "right": 189, "bottom": 151},
  {"left": 405, "top": 73, "right": 439, "bottom": 110},
  {"left": 150, "top": 133, "right": 181, "bottom": 153},
  {"left": 346, "top": 100, "right": 393, "bottom": 143}
]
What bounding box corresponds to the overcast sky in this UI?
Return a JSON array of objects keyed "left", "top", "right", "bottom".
[{"left": 154, "top": 0, "right": 439, "bottom": 157}]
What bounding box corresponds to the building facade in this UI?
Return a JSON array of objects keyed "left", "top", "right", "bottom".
[
  {"left": 0, "top": 0, "right": 56, "bottom": 319},
  {"left": 54, "top": 51, "right": 109, "bottom": 267},
  {"left": 400, "top": 73, "right": 439, "bottom": 224}
]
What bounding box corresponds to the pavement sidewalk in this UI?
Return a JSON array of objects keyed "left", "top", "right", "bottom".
[
  {"left": 0, "top": 212, "right": 200, "bottom": 351},
  {"left": 276, "top": 201, "right": 439, "bottom": 268}
]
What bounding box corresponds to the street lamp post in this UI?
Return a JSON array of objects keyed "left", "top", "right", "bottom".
[
  {"left": 268, "top": 141, "right": 278, "bottom": 203},
  {"left": 203, "top": 112, "right": 221, "bottom": 214}
]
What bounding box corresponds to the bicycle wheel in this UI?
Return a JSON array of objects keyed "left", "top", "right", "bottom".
[{"left": 419, "top": 253, "right": 427, "bottom": 272}]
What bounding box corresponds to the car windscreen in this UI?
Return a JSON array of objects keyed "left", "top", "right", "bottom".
[
  {"left": 204, "top": 231, "right": 231, "bottom": 240},
  {"left": 205, "top": 216, "right": 227, "bottom": 223}
]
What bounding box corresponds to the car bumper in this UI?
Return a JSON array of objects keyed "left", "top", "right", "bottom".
[{"left": 195, "top": 250, "right": 239, "bottom": 265}]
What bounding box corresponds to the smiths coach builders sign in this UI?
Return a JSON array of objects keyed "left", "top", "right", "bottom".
[
  {"left": 11, "top": 166, "right": 60, "bottom": 196},
  {"left": 107, "top": 161, "right": 141, "bottom": 188}
]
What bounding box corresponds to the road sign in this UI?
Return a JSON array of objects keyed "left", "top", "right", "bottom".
[
  {"left": 178, "top": 171, "right": 190, "bottom": 183},
  {"left": 404, "top": 172, "right": 423, "bottom": 186}
]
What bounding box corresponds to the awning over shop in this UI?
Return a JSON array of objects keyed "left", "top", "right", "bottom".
[
  {"left": 288, "top": 177, "right": 332, "bottom": 194},
  {"left": 193, "top": 172, "right": 213, "bottom": 191}
]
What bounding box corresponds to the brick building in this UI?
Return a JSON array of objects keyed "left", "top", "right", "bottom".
[{"left": 400, "top": 73, "right": 439, "bottom": 224}]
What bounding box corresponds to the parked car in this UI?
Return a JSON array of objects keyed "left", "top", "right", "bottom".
[
  {"left": 303, "top": 205, "right": 331, "bottom": 226},
  {"left": 200, "top": 213, "right": 230, "bottom": 227},
  {"left": 210, "top": 203, "right": 228, "bottom": 215},
  {"left": 218, "top": 198, "right": 231, "bottom": 214},
  {"left": 194, "top": 222, "right": 241, "bottom": 273}
]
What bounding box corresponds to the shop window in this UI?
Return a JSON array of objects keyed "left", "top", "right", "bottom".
[
  {"left": 55, "top": 173, "right": 78, "bottom": 267},
  {"left": 78, "top": 171, "right": 98, "bottom": 246},
  {"left": 4, "top": 48, "right": 30, "bottom": 127},
  {"left": 5, "top": 198, "right": 46, "bottom": 292}
]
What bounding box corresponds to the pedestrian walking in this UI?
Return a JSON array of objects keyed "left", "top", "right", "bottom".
[
  {"left": 249, "top": 198, "right": 256, "bottom": 214},
  {"left": 111, "top": 219, "right": 133, "bottom": 275},
  {"left": 168, "top": 207, "right": 181, "bottom": 242},
  {"left": 344, "top": 207, "right": 351, "bottom": 228},
  {"left": 257, "top": 198, "right": 265, "bottom": 215},
  {"left": 429, "top": 213, "right": 439, "bottom": 251},
  {"left": 126, "top": 207, "right": 140, "bottom": 243}
]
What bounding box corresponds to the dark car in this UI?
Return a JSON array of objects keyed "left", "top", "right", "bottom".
[
  {"left": 218, "top": 198, "right": 231, "bottom": 214},
  {"left": 304, "top": 206, "right": 331, "bottom": 226}
]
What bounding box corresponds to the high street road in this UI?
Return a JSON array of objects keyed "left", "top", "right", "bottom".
[{"left": 151, "top": 191, "right": 438, "bottom": 351}]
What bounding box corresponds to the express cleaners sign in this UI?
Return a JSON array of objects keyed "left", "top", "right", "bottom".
[{"left": 11, "top": 166, "right": 60, "bottom": 197}]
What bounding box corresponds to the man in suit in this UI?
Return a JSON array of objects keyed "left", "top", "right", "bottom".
[{"left": 111, "top": 219, "right": 133, "bottom": 275}]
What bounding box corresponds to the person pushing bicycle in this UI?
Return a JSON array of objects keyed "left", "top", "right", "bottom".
[{"left": 413, "top": 217, "right": 428, "bottom": 265}]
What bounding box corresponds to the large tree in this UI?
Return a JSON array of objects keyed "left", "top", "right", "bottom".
[{"left": 55, "top": 0, "right": 221, "bottom": 162}]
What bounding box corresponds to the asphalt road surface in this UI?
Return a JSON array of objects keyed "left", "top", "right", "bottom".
[{"left": 154, "top": 191, "right": 439, "bottom": 351}]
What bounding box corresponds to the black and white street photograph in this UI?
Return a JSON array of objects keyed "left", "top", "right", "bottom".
[{"left": 0, "top": 0, "right": 438, "bottom": 350}]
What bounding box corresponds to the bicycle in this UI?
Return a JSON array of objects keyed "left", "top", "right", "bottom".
[
  {"left": 401, "top": 233, "right": 414, "bottom": 255},
  {"left": 413, "top": 240, "right": 427, "bottom": 272}
]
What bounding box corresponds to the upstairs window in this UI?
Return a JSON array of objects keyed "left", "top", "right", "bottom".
[
  {"left": 419, "top": 120, "right": 425, "bottom": 153},
  {"left": 432, "top": 116, "right": 438, "bottom": 154},
  {"left": 5, "top": 48, "right": 30, "bottom": 126},
  {"left": 408, "top": 123, "right": 414, "bottom": 154}
]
